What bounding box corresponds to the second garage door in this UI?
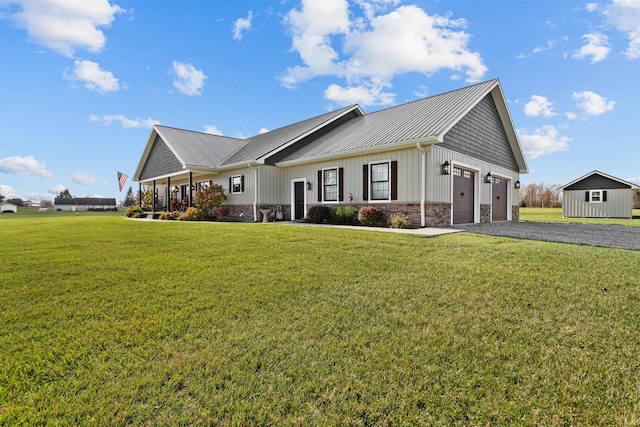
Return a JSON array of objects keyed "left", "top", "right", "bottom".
[
  {"left": 492, "top": 177, "right": 508, "bottom": 221},
  {"left": 453, "top": 167, "right": 475, "bottom": 224}
]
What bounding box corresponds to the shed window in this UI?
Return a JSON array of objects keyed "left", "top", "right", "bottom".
[{"left": 586, "top": 190, "right": 607, "bottom": 203}]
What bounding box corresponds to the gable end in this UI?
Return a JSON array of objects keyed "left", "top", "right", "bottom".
[
  {"left": 565, "top": 174, "right": 632, "bottom": 190},
  {"left": 440, "top": 94, "right": 519, "bottom": 171},
  {"left": 139, "top": 135, "right": 184, "bottom": 181}
]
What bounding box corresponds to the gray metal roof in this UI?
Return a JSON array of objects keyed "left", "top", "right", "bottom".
[
  {"left": 220, "top": 105, "right": 358, "bottom": 166},
  {"left": 155, "top": 125, "right": 247, "bottom": 168},
  {"left": 278, "top": 79, "right": 499, "bottom": 162}
]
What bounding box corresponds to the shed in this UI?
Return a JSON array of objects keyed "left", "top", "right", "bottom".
[
  {"left": 559, "top": 171, "right": 638, "bottom": 218},
  {"left": 0, "top": 201, "right": 18, "bottom": 213},
  {"left": 54, "top": 197, "right": 118, "bottom": 212}
]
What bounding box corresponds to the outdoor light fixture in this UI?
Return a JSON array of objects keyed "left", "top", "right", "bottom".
[
  {"left": 306, "top": 181, "right": 312, "bottom": 190},
  {"left": 172, "top": 186, "right": 178, "bottom": 193},
  {"left": 485, "top": 172, "right": 492, "bottom": 183},
  {"left": 441, "top": 160, "right": 451, "bottom": 175},
  {"left": 514, "top": 180, "right": 521, "bottom": 189}
]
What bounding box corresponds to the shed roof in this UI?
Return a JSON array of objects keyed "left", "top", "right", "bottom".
[{"left": 559, "top": 170, "right": 639, "bottom": 190}]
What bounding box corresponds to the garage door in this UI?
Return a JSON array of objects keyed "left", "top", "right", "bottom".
[
  {"left": 492, "top": 177, "right": 508, "bottom": 221},
  {"left": 453, "top": 167, "right": 474, "bottom": 224}
]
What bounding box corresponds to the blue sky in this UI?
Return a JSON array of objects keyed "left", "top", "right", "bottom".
[{"left": 1, "top": 0, "right": 638, "bottom": 203}]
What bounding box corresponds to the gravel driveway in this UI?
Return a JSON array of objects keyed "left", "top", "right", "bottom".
[{"left": 453, "top": 221, "right": 640, "bottom": 250}]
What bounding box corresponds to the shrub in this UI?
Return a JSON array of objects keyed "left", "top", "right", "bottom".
[
  {"left": 306, "top": 206, "right": 330, "bottom": 224},
  {"left": 358, "top": 205, "right": 383, "bottom": 226},
  {"left": 125, "top": 205, "right": 144, "bottom": 218},
  {"left": 195, "top": 184, "right": 227, "bottom": 210},
  {"left": 181, "top": 207, "right": 207, "bottom": 221},
  {"left": 159, "top": 211, "right": 180, "bottom": 221},
  {"left": 152, "top": 212, "right": 163, "bottom": 219},
  {"left": 329, "top": 205, "right": 356, "bottom": 224},
  {"left": 388, "top": 213, "right": 409, "bottom": 229},
  {"left": 214, "top": 206, "right": 230, "bottom": 221},
  {"left": 520, "top": 200, "right": 526, "bottom": 208}
]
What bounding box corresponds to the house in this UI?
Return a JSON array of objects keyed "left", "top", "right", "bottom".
[
  {"left": 133, "top": 79, "right": 528, "bottom": 227},
  {"left": 54, "top": 198, "right": 117, "bottom": 212},
  {"left": 1, "top": 201, "right": 18, "bottom": 213},
  {"left": 559, "top": 171, "right": 638, "bottom": 219}
]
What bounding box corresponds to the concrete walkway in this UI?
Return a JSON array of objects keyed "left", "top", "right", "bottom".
[{"left": 277, "top": 221, "right": 461, "bottom": 237}]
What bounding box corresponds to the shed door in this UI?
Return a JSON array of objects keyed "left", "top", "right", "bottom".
[
  {"left": 453, "top": 167, "right": 475, "bottom": 224},
  {"left": 492, "top": 177, "right": 508, "bottom": 221}
]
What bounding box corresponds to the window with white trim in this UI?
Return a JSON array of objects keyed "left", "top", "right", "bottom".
[
  {"left": 231, "top": 175, "right": 243, "bottom": 194},
  {"left": 587, "top": 190, "right": 606, "bottom": 203},
  {"left": 323, "top": 168, "right": 338, "bottom": 202},
  {"left": 370, "top": 161, "right": 390, "bottom": 201}
]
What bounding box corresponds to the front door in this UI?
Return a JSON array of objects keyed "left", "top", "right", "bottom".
[
  {"left": 294, "top": 181, "right": 305, "bottom": 220},
  {"left": 453, "top": 167, "right": 475, "bottom": 224},
  {"left": 492, "top": 177, "right": 508, "bottom": 221}
]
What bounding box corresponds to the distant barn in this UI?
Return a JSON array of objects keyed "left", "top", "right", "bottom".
[
  {"left": 54, "top": 198, "right": 117, "bottom": 212},
  {"left": 560, "top": 171, "right": 638, "bottom": 218}
]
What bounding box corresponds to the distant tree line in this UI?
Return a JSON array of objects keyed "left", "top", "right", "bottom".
[
  {"left": 634, "top": 189, "right": 640, "bottom": 209},
  {"left": 518, "top": 183, "right": 562, "bottom": 208}
]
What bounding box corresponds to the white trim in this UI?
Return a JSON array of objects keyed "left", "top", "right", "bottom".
[
  {"left": 321, "top": 166, "right": 340, "bottom": 203},
  {"left": 588, "top": 189, "right": 604, "bottom": 203},
  {"left": 230, "top": 174, "right": 243, "bottom": 194},
  {"left": 291, "top": 178, "right": 307, "bottom": 220},
  {"left": 368, "top": 159, "right": 392, "bottom": 203},
  {"left": 450, "top": 161, "right": 481, "bottom": 225},
  {"left": 488, "top": 171, "right": 512, "bottom": 221}
]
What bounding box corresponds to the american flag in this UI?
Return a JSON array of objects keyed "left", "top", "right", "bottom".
[{"left": 117, "top": 171, "right": 128, "bottom": 192}]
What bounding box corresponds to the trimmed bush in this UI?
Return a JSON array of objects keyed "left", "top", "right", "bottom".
[
  {"left": 329, "top": 205, "right": 356, "bottom": 224},
  {"left": 180, "top": 207, "right": 207, "bottom": 221},
  {"left": 152, "top": 212, "right": 163, "bottom": 219},
  {"left": 214, "top": 206, "right": 230, "bottom": 221},
  {"left": 125, "top": 205, "right": 144, "bottom": 218},
  {"left": 159, "top": 211, "right": 180, "bottom": 221},
  {"left": 306, "top": 206, "right": 330, "bottom": 224},
  {"left": 388, "top": 213, "right": 409, "bottom": 229},
  {"left": 358, "top": 205, "right": 384, "bottom": 227}
]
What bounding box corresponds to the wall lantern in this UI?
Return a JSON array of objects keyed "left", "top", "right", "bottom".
[
  {"left": 441, "top": 160, "right": 451, "bottom": 175},
  {"left": 514, "top": 180, "right": 521, "bottom": 189},
  {"left": 306, "top": 181, "right": 312, "bottom": 190},
  {"left": 172, "top": 186, "right": 179, "bottom": 193},
  {"left": 485, "top": 172, "right": 492, "bottom": 183}
]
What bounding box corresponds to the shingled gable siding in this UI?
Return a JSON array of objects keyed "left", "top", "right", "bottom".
[
  {"left": 564, "top": 174, "right": 631, "bottom": 190},
  {"left": 440, "top": 94, "right": 518, "bottom": 172},
  {"left": 139, "top": 135, "right": 184, "bottom": 180},
  {"left": 262, "top": 111, "right": 360, "bottom": 165}
]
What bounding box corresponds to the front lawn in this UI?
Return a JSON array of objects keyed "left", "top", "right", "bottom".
[
  {"left": 1, "top": 215, "right": 638, "bottom": 425},
  {"left": 520, "top": 207, "right": 640, "bottom": 227}
]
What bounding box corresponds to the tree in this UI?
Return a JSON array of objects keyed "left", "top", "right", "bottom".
[
  {"left": 6, "top": 198, "right": 24, "bottom": 206},
  {"left": 135, "top": 187, "right": 153, "bottom": 210},
  {"left": 122, "top": 186, "right": 135, "bottom": 207},
  {"left": 58, "top": 188, "right": 73, "bottom": 199},
  {"left": 633, "top": 189, "right": 640, "bottom": 210},
  {"left": 40, "top": 199, "right": 54, "bottom": 208},
  {"left": 519, "top": 183, "right": 562, "bottom": 208},
  {"left": 0, "top": 188, "right": 4, "bottom": 203}
]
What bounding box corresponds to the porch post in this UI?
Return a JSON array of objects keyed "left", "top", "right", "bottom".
[
  {"left": 188, "top": 171, "right": 193, "bottom": 207},
  {"left": 152, "top": 180, "right": 156, "bottom": 213},
  {"left": 138, "top": 182, "right": 142, "bottom": 208},
  {"left": 166, "top": 177, "right": 171, "bottom": 211}
]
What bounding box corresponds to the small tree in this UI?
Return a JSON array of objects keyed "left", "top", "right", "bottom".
[
  {"left": 633, "top": 189, "right": 640, "bottom": 210},
  {"left": 195, "top": 183, "right": 226, "bottom": 217},
  {"left": 135, "top": 188, "right": 153, "bottom": 211},
  {"left": 40, "top": 199, "right": 54, "bottom": 208},
  {"left": 122, "top": 186, "right": 135, "bottom": 207}
]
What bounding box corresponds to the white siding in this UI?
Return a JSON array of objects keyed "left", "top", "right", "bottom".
[{"left": 563, "top": 189, "right": 633, "bottom": 218}]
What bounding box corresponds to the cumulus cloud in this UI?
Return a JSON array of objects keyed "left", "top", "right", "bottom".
[
  {"left": 89, "top": 114, "right": 159, "bottom": 128},
  {"left": 72, "top": 172, "right": 107, "bottom": 185},
  {"left": 524, "top": 95, "right": 556, "bottom": 117},
  {"left": 64, "top": 60, "right": 120, "bottom": 93},
  {"left": 532, "top": 39, "right": 556, "bottom": 54},
  {"left": 566, "top": 112, "right": 578, "bottom": 120},
  {"left": 0, "top": 184, "right": 19, "bottom": 199},
  {"left": 572, "top": 33, "right": 611, "bottom": 62},
  {"left": 603, "top": 0, "right": 640, "bottom": 59},
  {"left": 1, "top": 0, "right": 124, "bottom": 57},
  {"left": 203, "top": 125, "right": 223, "bottom": 135},
  {"left": 518, "top": 125, "right": 572, "bottom": 159},
  {"left": 232, "top": 10, "right": 253, "bottom": 41},
  {"left": 0, "top": 155, "right": 55, "bottom": 178},
  {"left": 49, "top": 184, "right": 67, "bottom": 194},
  {"left": 573, "top": 91, "right": 616, "bottom": 115},
  {"left": 281, "top": 0, "right": 487, "bottom": 106},
  {"left": 171, "top": 61, "right": 207, "bottom": 96},
  {"left": 259, "top": 128, "right": 270, "bottom": 134},
  {"left": 626, "top": 177, "right": 640, "bottom": 185}
]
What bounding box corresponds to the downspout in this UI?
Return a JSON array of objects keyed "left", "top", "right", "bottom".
[
  {"left": 247, "top": 163, "right": 259, "bottom": 222},
  {"left": 416, "top": 142, "right": 426, "bottom": 227}
]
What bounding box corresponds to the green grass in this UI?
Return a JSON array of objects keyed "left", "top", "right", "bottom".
[
  {"left": 520, "top": 207, "right": 640, "bottom": 227},
  {"left": 1, "top": 214, "right": 639, "bottom": 425}
]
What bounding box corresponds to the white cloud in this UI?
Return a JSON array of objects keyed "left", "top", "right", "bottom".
[
  {"left": 572, "top": 33, "right": 611, "bottom": 62},
  {"left": 626, "top": 177, "right": 640, "bottom": 185},
  {"left": 72, "top": 172, "right": 107, "bottom": 185},
  {"left": 586, "top": 3, "right": 599, "bottom": 12},
  {"left": 413, "top": 85, "right": 428, "bottom": 98},
  {"left": 89, "top": 114, "right": 159, "bottom": 128},
  {"left": 324, "top": 83, "right": 395, "bottom": 106},
  {"left": 232, "top": 11, "right": 253, "bottom": 41},
  {"left": 0, "top": 156, "right": 55, "bottom": 178},
  {"left": 603, "top": 0, "right": 640, "bottom": 59},
  {"left": 281, "top": 1, "right": 487, "bottom": 106},
  {"left": 573, "top": 91, "right": 616, "bottom": 115},
  {"left": 532, "top": 39, "right": 556, "bottom": 53},
  {"left": 1, "top": 0, "right": 124, "bottom": 57},
  {"left": 524, "top": 95, "right": 556, "bottom": 117},
  {"left": 518, "top": 125, "right": 572, "bottom": 159},
  {"left": 0, "top": 184, "right": 19, "bottom": 199},
  {"left": 566, "top": 112, "right": 578, "bottom": 120},
  {"left": 171, "top": 61, "right": 207, "bottom": 96},
  {"left": 203, "top": 125, "right": 223, "bottom": 135},
  {"left": 259, "top": 128, "right": 270, "bottom": 134},
  {"left": 64, "top": 60, "right": 120, "bottom": 93},
  {"left": 49, "top": 184, "right": 67, "bottom": 194}
]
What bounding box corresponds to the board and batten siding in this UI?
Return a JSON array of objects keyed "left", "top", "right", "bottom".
[
  {"left": 271, "top": 147, "right": 423, "bottom": 205},
  {"left": 430, "top": 145, "right": 519, "bottom": 206},
  {"left": 563, "top": 189, "right": 632, "bottom": 218}
]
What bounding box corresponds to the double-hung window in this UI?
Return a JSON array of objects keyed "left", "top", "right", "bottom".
[
  {"left": 231, "top": 175, "right": 243, "bottom": 194},
  {"left": 586, "top": 190, "right": 606, "bottom": 203},
  {"left": 323, "top": 168, "right": 338, "bottom": 202},
  {"left": 370, "top": 162, "right": 390, "bottom": 201}
]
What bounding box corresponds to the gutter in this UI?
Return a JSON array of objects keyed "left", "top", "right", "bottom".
[
  {"left": 416, "top": 142, "right": 426, "bottom": 227},
  {"left": 247, "top": 162, "right": 259, "bottom": 222}
]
